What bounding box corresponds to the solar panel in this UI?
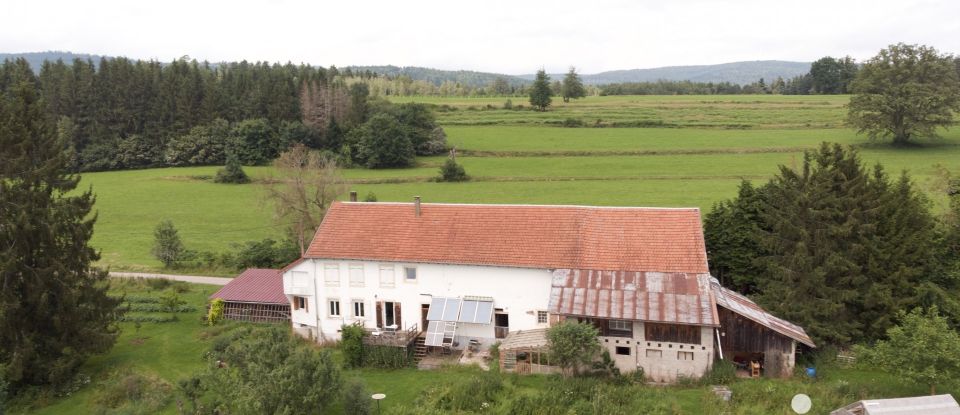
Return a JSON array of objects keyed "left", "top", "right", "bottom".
[
  {"left": 459, "top": 300, "right": 478, "bottom": 323},
  {"left": 474, "top": 301, "right": 493, "bottom": 324},
  {"left": 441, "top": 298, "right": 461, "bottom": 321},
  {"left": 426, "top": 297, "right": 446, "bottom": 321},
  {"left": 457, "top": 299, "right": 493, "bottom": 324}
]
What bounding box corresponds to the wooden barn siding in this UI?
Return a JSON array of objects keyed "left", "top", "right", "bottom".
[{"left": 718, "top": 306, "right": 794, "bottom": 377}]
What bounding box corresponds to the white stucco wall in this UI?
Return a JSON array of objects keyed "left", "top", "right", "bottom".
[{"left": 282, "top": 259, "right": 554, "bottom": 346}]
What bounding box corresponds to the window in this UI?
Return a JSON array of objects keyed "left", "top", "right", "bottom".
[
  {"left": 293, "top": 296, "right": 308, "bottom": 312},
  {"left": 615, "top": 346, "right": 631, "bottom": 356},
  {"left": 352, "top": 300, "right": 365, "bottom": 318},
  {"left": 678, "top": 351, "right": 694, "bottom": 361},
  {"left": 349, "top": 264, "right": 364, "bottom": 287},
  {"left": 379, "top": 264, "right": 395, "bottom": 288},
  {"left": 324, "top": 263, "right": 340, "bottom": 286},
  {"left": 645, "top": 349, "right": 662, "bottom": 358},
  {"left": 328, "top": 299, "right": 341, "bottom": 317},
  {"left": 537, "top": 311, "right": 549, "bottom": 324},
  {"left": 404, "top": 266, "right": 417, "bottom": 281},
  {"left": 609, "top": 320, "right": 631, "bottom": 331}
]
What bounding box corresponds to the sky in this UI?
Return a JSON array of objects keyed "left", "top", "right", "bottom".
[{"left": 3, "top": 0, "right": 959, "bottom": 74}]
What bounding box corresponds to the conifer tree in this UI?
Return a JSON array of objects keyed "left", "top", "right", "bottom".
[
  {"left": 0, "top": 59, "right": 121, "bottom": 388},
  {"left": 561, "top": 67, "right": 586, "bottom": 103},
  {"left": 529, "top": 69, "right": 552, "bottom": 111}
]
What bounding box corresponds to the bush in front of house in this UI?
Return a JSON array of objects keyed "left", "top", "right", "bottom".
[
  {"left": 341, "top": 324, "right": 365, "bottom": 368},
  {"left": 547, "top": 320, "right": 601, "bottom": 376}
]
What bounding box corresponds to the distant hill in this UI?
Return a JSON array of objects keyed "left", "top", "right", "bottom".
[
  {"left": 345, "top": 65, "right": 527, "bottom": 88},
  {"left": 521, "top": 61, "right": 812, "bottom": 85},
  {"left": 2, "top": 52, "right": 810, "bottom": 86},
  {"left": 0, "top": 51, "right": 108, "bottom": 71}
]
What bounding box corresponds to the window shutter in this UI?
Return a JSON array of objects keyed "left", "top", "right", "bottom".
[
  {"left": 293, "top": 298, "right": 299, "bottom": 310},
  {"left": 394, "top": 303, "right": 402, "bottom": 329},
  {"left": 376, "top": 301, "right": 383, "bottom": 328}
]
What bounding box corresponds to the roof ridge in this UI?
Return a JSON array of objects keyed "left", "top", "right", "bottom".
[{"left": 340, "top": 201, "right": 701, "bottom": 211}]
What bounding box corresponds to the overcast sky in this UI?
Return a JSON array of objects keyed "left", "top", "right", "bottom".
[{"left": 3, "top": 0, "right": 958, "bottom": 74}]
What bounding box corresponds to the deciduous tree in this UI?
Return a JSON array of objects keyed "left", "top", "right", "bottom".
[
  {"left": 847, "top": 43, "right": 960, "bottom": 145},
  {"left": 547, "top": 320, "right": 600, "bottom": 376},
  {"left": 857, "top": 307, "right": 960, "bottom": 395},
  {"left": 265, "top": 144, "right": 346, "bottom": 253}
]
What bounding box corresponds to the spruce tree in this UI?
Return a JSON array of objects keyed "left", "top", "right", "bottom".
[
  {"left": 214, "top": 153, "right": 251, "bottom": 184},
  {"left": 561, "top": 67, "right": 586, "bottom": 103},
  {"left": 0, "top": 59, "right": 121, "bottom": 388},
  {"left": 529, "top": 69, "right": 552, "bottom": 111}
]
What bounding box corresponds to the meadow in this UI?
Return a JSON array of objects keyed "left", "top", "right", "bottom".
[{"left": 77, "top": 94, "right": 960, "bottom": 272}]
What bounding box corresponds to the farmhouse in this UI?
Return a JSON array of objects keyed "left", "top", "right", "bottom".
[
  {"left": 281, "top": 199, "right": 813, "bottom": 381},
  {"left": 209, "top": 268, "right": 290, "bottom": 323}
]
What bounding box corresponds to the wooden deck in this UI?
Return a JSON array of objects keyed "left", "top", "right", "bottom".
[{"left": 361, "top": 323, "right": 420, "bottom": 347}]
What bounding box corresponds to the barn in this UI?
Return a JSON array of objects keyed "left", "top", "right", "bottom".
[{"left": 209, "top": 268, "right": 290, "bottom": 323}]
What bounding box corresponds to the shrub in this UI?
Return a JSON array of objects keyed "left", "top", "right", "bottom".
[
  {"left": 363, "top": 192, "right": 378, "bottom": 202},
  {"left": 547, "top": 320, "right": 601, "bottom": 376},
  {"left": 203, "top": 326, "right": 341, "bottom": 414},
  {"left": 227, "top": 238, "right": 299, "bottom": 269},
  {"left": 363, "top": 345, "right": 410, "bottom": 369},
  {"left": 341, "top": 324, "right": 365, "bottom": 368},
  {"left": 701, "top": 360, "right": 736, "bottom": 385},
  {"left": 503, "top": 99, "right": 513, "bottom": 109},
  {"left": 437, "top": 157, "right": 468, "bottom": 182},
  {"left": 213, "top": 153, "right": 250, "bottom": 184},
  {"left": 208, "top": 298, "right": 225, "bottom": 326},
  {"left": 92, "top": 369, "right": 172, "bottom": 414},
  {"left": 342, "top": 378, "right": 372, "bottom": 415},
  {"left": 561, "top": 117, "right": 585, "bottom": 127}
]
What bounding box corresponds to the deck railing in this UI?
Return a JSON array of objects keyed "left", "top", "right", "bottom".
[{"left": 361, "top": 322, "right": 419, "bottom": 347}]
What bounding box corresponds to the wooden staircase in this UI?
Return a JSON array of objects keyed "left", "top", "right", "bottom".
[{"left": 412, "top": 335, "right": 427, "bottom": 365}]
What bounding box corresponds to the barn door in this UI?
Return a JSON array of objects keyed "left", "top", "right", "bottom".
[
  {"left": 376, "top": 301, "right": 383, "bottom": 328},
  {"left": 394, "top": 303, "right": 402, "bottom": 329}
]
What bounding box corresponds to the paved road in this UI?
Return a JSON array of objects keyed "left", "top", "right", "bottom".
[{"left": 110, "top": 271, "right": 231, "bottom": 286}]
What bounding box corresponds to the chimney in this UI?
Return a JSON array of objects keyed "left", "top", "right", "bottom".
[
  {"left": 349, "top": 191, "right": 357, "bottom": 202},
  {"left": 414, "top": 196, "right": 421, "bottom": 216}
]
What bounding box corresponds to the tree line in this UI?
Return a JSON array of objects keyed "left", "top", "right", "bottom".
[{"left": 0, "top": 56, "right": 448, "bottom": 172}]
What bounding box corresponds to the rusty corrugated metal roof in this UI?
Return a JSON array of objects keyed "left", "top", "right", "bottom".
[
  {"left": 710, "top": 278, "right": 815, "bottom": 348},
  {"left": 548, "top": 269, "right": 719, "bottom": 326}
]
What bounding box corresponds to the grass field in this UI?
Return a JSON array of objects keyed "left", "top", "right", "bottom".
[{"left": 74, "top": 94, "right": 960, "bottom": 272}]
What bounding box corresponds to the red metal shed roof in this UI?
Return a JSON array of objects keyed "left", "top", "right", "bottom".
[
  {"left": 209, "top": 268, "right": 287, "bottom": 304},
  {"left": 304, "top": 202, "right": 710, "bottom": 273},
  {"left": 548, "top": 269, "right": 719, "bottom": 326}
]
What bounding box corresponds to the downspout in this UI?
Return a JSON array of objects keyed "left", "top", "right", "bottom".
[
  {"left": 314, "top": 259, "right": 321, "bottom": 342},
  {"left": 715, "top": 328, "right": 724, "bottom": 360}
]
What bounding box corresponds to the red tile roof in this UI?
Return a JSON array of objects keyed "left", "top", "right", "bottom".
[
  {"left": 304, "top": 202, "right": 710, "bottom": 273},
  {"left": 548, "top": 270, "right": 719, "bottom": 326},
  {"left": 209, "top": 268, "right": 287, "bottom": 304}
]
